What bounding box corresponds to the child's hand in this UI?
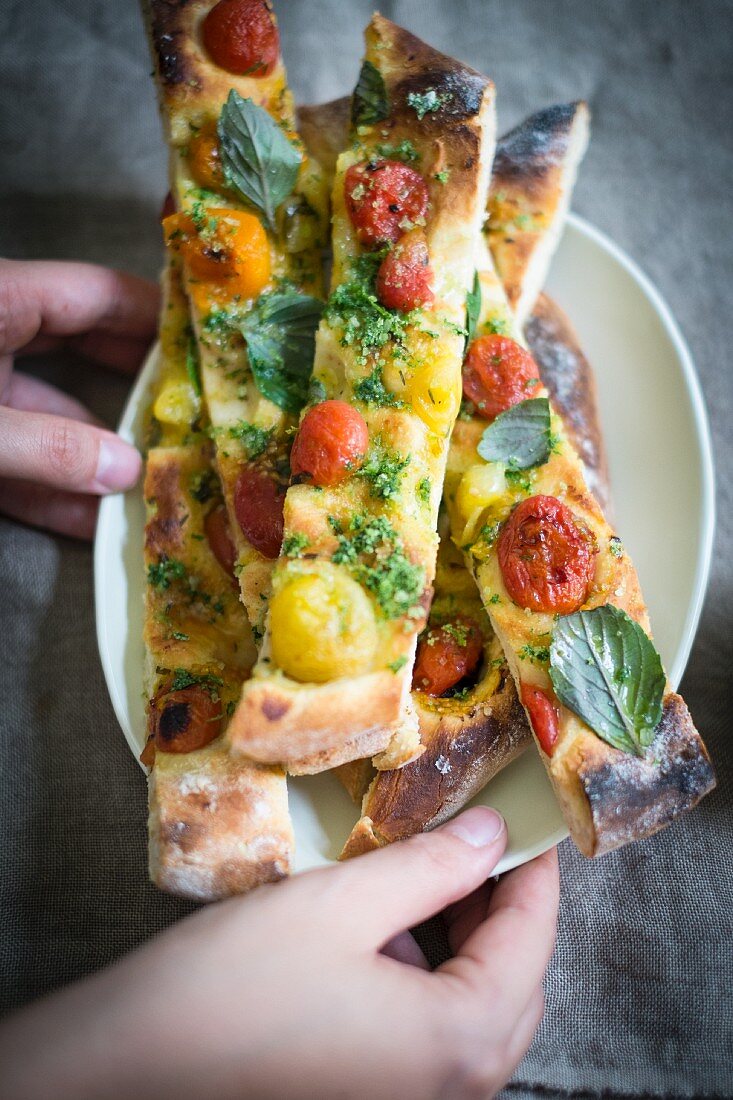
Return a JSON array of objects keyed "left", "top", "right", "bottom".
[
  {"left": 0, "top": 808, "right": 559, "bottom": 1099},
  {"left": 0, "top": 259, "right": 158, "bottom": 538}
]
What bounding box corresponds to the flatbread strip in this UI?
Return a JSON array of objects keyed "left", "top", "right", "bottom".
[
  {"left": 143, "top": 0, "right": 327, "bottom": 633},
  {"left": 340, "top": 292, "right": 611, "bottom": 853},
  {"left": 445, "top": 242, "right": 714, "bottom": 856},
  {"left": 144, "top": 434, "right": 293, "bottom": 900},
  {"left": 228, "top": 15, "right": 496, "bottom": 773}
]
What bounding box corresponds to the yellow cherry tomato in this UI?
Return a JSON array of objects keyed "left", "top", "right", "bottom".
[
  {"left": 188, "top": 123, "right": 224, "bottom": 192},
  {"left": 153, "top": 378, "right": 199, "bottom": 427},
  {"left": 270, "top": 566, "right": 377, "bottom": 683}
]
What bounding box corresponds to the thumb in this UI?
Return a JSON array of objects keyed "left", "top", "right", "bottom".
[
  {"left": 0, "top": 406, "right": 141, "bottom": 494},
  {"left": 322, "top": 807, "right": 506, "bottom": 949}
]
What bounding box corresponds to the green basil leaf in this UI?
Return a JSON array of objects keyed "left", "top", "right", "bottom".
[
  {"left": 465, "top": 271, "right": 481, "bottom": 346},
  {"left": 351, "top": 60, "right": 389, "bottom": 128},
  {"left": 218, "top": 90, "right": 301, "bottom": 232},
  {"left": 477, "top": 397, "right": 551, "bottom": 468},
  {"left": 240, "top": 290, "right": 324, "bottom": 414},
  {"left": 549, "top": 605, "right": 665, "bottom": 757}
]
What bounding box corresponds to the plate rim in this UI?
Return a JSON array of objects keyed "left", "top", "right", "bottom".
[{"left": 94, "top": 212, "right": 715, "bottom": 874}]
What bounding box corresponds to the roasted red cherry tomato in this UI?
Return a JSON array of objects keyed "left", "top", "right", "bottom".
[
  {"left": 462, "top": 334, "right": 541, "bottom": 420},
  {"left": 234, "top": 465, "right": 284, "bottom": 559},
  {"left": 201, "top": 0, "right": 279, "bottom": 77},
  {"left": 498, "top": 495, "right": 597, "bottom": 614},
  {"left": 344, "top": 160, "right": 429, "bottom": 249},
  {"left": 290, "top": 400, "right": 369, "bottom": 487},
  {"left": 412, "top": 615, "right": 483, "bottom": 697},
  {"left": 144, "top": 682, "right": 223, "bottom": 761},
  {"left": 375, "top": 229, "right": 434, "bottom": 312},
  {"left": 204, "top": 504, "right": 238, "bottom": 586},
  {"left": 521, "top": 684, "right": 559, "bottom": 757}
]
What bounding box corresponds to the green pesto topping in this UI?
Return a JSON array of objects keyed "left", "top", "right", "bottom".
[
  {"left": 228, "top": 421, "right": 272, "bottom": 459},
  {"left": 148, "top": 557, "right": 188, "bottom": 590},
  {"left": 483, "top": 315, "right": 510, "bottom": 336},
  {"left": 171, "top": 630, "right": 190, "bottom": 642},
  {"left": 416, "top": 476, "right": 431, "bottom": 504},
  {"left": 356, "top": 445, "right": 410, "bottom": 500},
  {"left": 433, "top": 169, "right": 450, "bottom": 184},
  {"left": 609, "top": 536, "right": 625, "bottom": 559},
  {"left": 353, "top": 365, "right": 404, "bottom": 408},
  {"left": 504, "top": 466, "right": 533, "bottom": 494},
  {"left": 388, "top": 655, "right": 408, "bottom": 673},
  {"left": 325, "top": 252, "right": 414, "bottom": 366},
  {"left": 375, "top": 139, "right": 420, "bottom": 163},
  {"left": 282, "top": 532, "right": 310, "bottom": 558},
  {"left": 406, "top": 88, "right": 452, "bottom": 119},
  {"left": 442, "top": 621, "right": 469, "bottom": 646},
  {"left": 332, "top": 514, "right": 424, "bottom": 620},
  {"left": 170, "top": 667, "right": 224, "bottom": 695},
  {"left": 518, "top": 643, "right": 551, "bottom": 665}
]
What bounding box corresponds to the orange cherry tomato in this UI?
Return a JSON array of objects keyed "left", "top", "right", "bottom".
[
  {"left": 163, "top": 209, "right": 270, "bottom": 300},
  {"left": 189, "top": 124, "right": 224, "bottom": 192},
  {"left": 344, "top": 160, "right": 430, "bottom": 249},
  {"left": 375, "top": 229, "right": 434, "bottom": 312},
  {"left": 462, "top": 334, "right": 541, "bottom": 420},
  {"left": 521, "top": 684, "right": 559, "bottom": 756},
  {"left": 290, "top": 400, "right": 369, "bottom": 487},
  {"left": 498, "top": 495, "right": 597, "bottom": 614},
  {"left": 412, "top": 615, "right": 483, "bottom": 696},
  {"left": 233, "top": 465, "right": 284, "bottom": 559},
  {"left": 201, "top": 0, "right": 279, "bottom": 77},
  {"left": 204, "top": 504, "right": 238, "bottom": 586},
  {"left": 146, "top": 682, "right": 223, "bottom": 757}
]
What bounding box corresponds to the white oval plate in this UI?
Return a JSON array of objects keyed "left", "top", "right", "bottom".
[{"left": 94, "top": 213, "right": 714, "bottom": 876}]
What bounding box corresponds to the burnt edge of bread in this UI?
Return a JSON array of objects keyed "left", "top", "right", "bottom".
[
  {"left": 579, "top": 693, "right": 716, "bottom": 856},
  {"left": 526, "top": 294, "right": 611, "bottom": 513},
  {"left": 145, "top": 0, "right": 196, "bottom": 87},
  {"left": 493, "top": 102, "right": 581, "bottom": 180}
]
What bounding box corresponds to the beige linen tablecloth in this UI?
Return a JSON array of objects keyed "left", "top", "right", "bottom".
[{"left": 1, "top": 1, "right": 731, "bottom": 1095}]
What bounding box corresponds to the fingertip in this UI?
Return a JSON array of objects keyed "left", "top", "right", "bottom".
[
  {"left": 93, "top": 434, "right": 142, "bottom": 493},
  {"left": 439, "top": 807, "right": 506, "bottom": 851}
]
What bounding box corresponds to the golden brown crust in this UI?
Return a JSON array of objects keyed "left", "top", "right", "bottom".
[
  {"left": 527, "top": 293, "right": 611, "bottom": 513},
  {"left": 341, "top": 673, "right": 529, "bottom": 858},
  {"left": 149, "top": 741, "right": 293, "bottom": 900},
  {"left": 227, "top": 664, "right": 413, "bottom": 774},
  {"left": 557, "top": 693, "right": 716, "bottom": 857},
  {"left": 297, "top": 97, "right": 350, "bottom": 181},
  {"left": 488, "top": 102, "right": 590, "bottom": 326}
]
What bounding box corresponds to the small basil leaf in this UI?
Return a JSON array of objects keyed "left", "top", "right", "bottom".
[
  {"left": 465, "top": 271, "right": 481, "bottom": 346},
  {"left": 549, "top": 605, "right": 665, "bottom": 757},
  {"left": 477, "top": 397, "right": 551, "bottom": 468},
  {"left": 218, "top": 90, "right": 302, "bottom": 232},
  {"left": 240, "top": 291, "right": 324, "bottom": 414},
  {"left": 351, "top": 60, "right": 389, "bottom": 128}
]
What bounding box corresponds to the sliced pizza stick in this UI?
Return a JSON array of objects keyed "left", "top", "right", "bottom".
[
  {"left": 143, "top": 0, "right": 328, "bottom": 634},
  {"left": 143, "top": 261, "right": 293, "bottom": 901},
  {"left": 444, "top": 238, "right": 714, "bottom": 856},
  {"left": 486, "top": 102, "right": 589, "bottom": 329},
  {"left": 227, "top": 15, "right": 497, "bottom": 774},
  {"left": 339, "top": 291, "right": 611, "bottom": 851}
]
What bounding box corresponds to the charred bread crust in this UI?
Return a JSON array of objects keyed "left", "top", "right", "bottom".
[
  {"left": 527, "top": 293, "right": 611, "bottom": 513},
  {"left": 149, "top": 742, "right": 293, "bottom": 900},
  {"left": 488, "top": 102, "right": 589, "bottom": 326},
  {"left": 555, "top": 693, "right": 716, "bottom": 857},
  {"left": 231, "top": 15, "right": 496, "bottom": 770},
  {"left": 143, "top": 0, "right": 291, "bottom": 142},
  {"left": 341, "top": 675, "right": 528, "bottom": 858}
]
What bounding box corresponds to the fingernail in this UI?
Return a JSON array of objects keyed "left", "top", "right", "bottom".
[
  {"left": 94, "top": 435, "right": 142, "bottom": 492},
  {"left": 441, "top": 807, "right": 505, "bottom": 848}
]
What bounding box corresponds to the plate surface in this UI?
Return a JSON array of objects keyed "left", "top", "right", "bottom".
[{"left": 94, "top": 213, "right": 714, "bottom": 876}]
